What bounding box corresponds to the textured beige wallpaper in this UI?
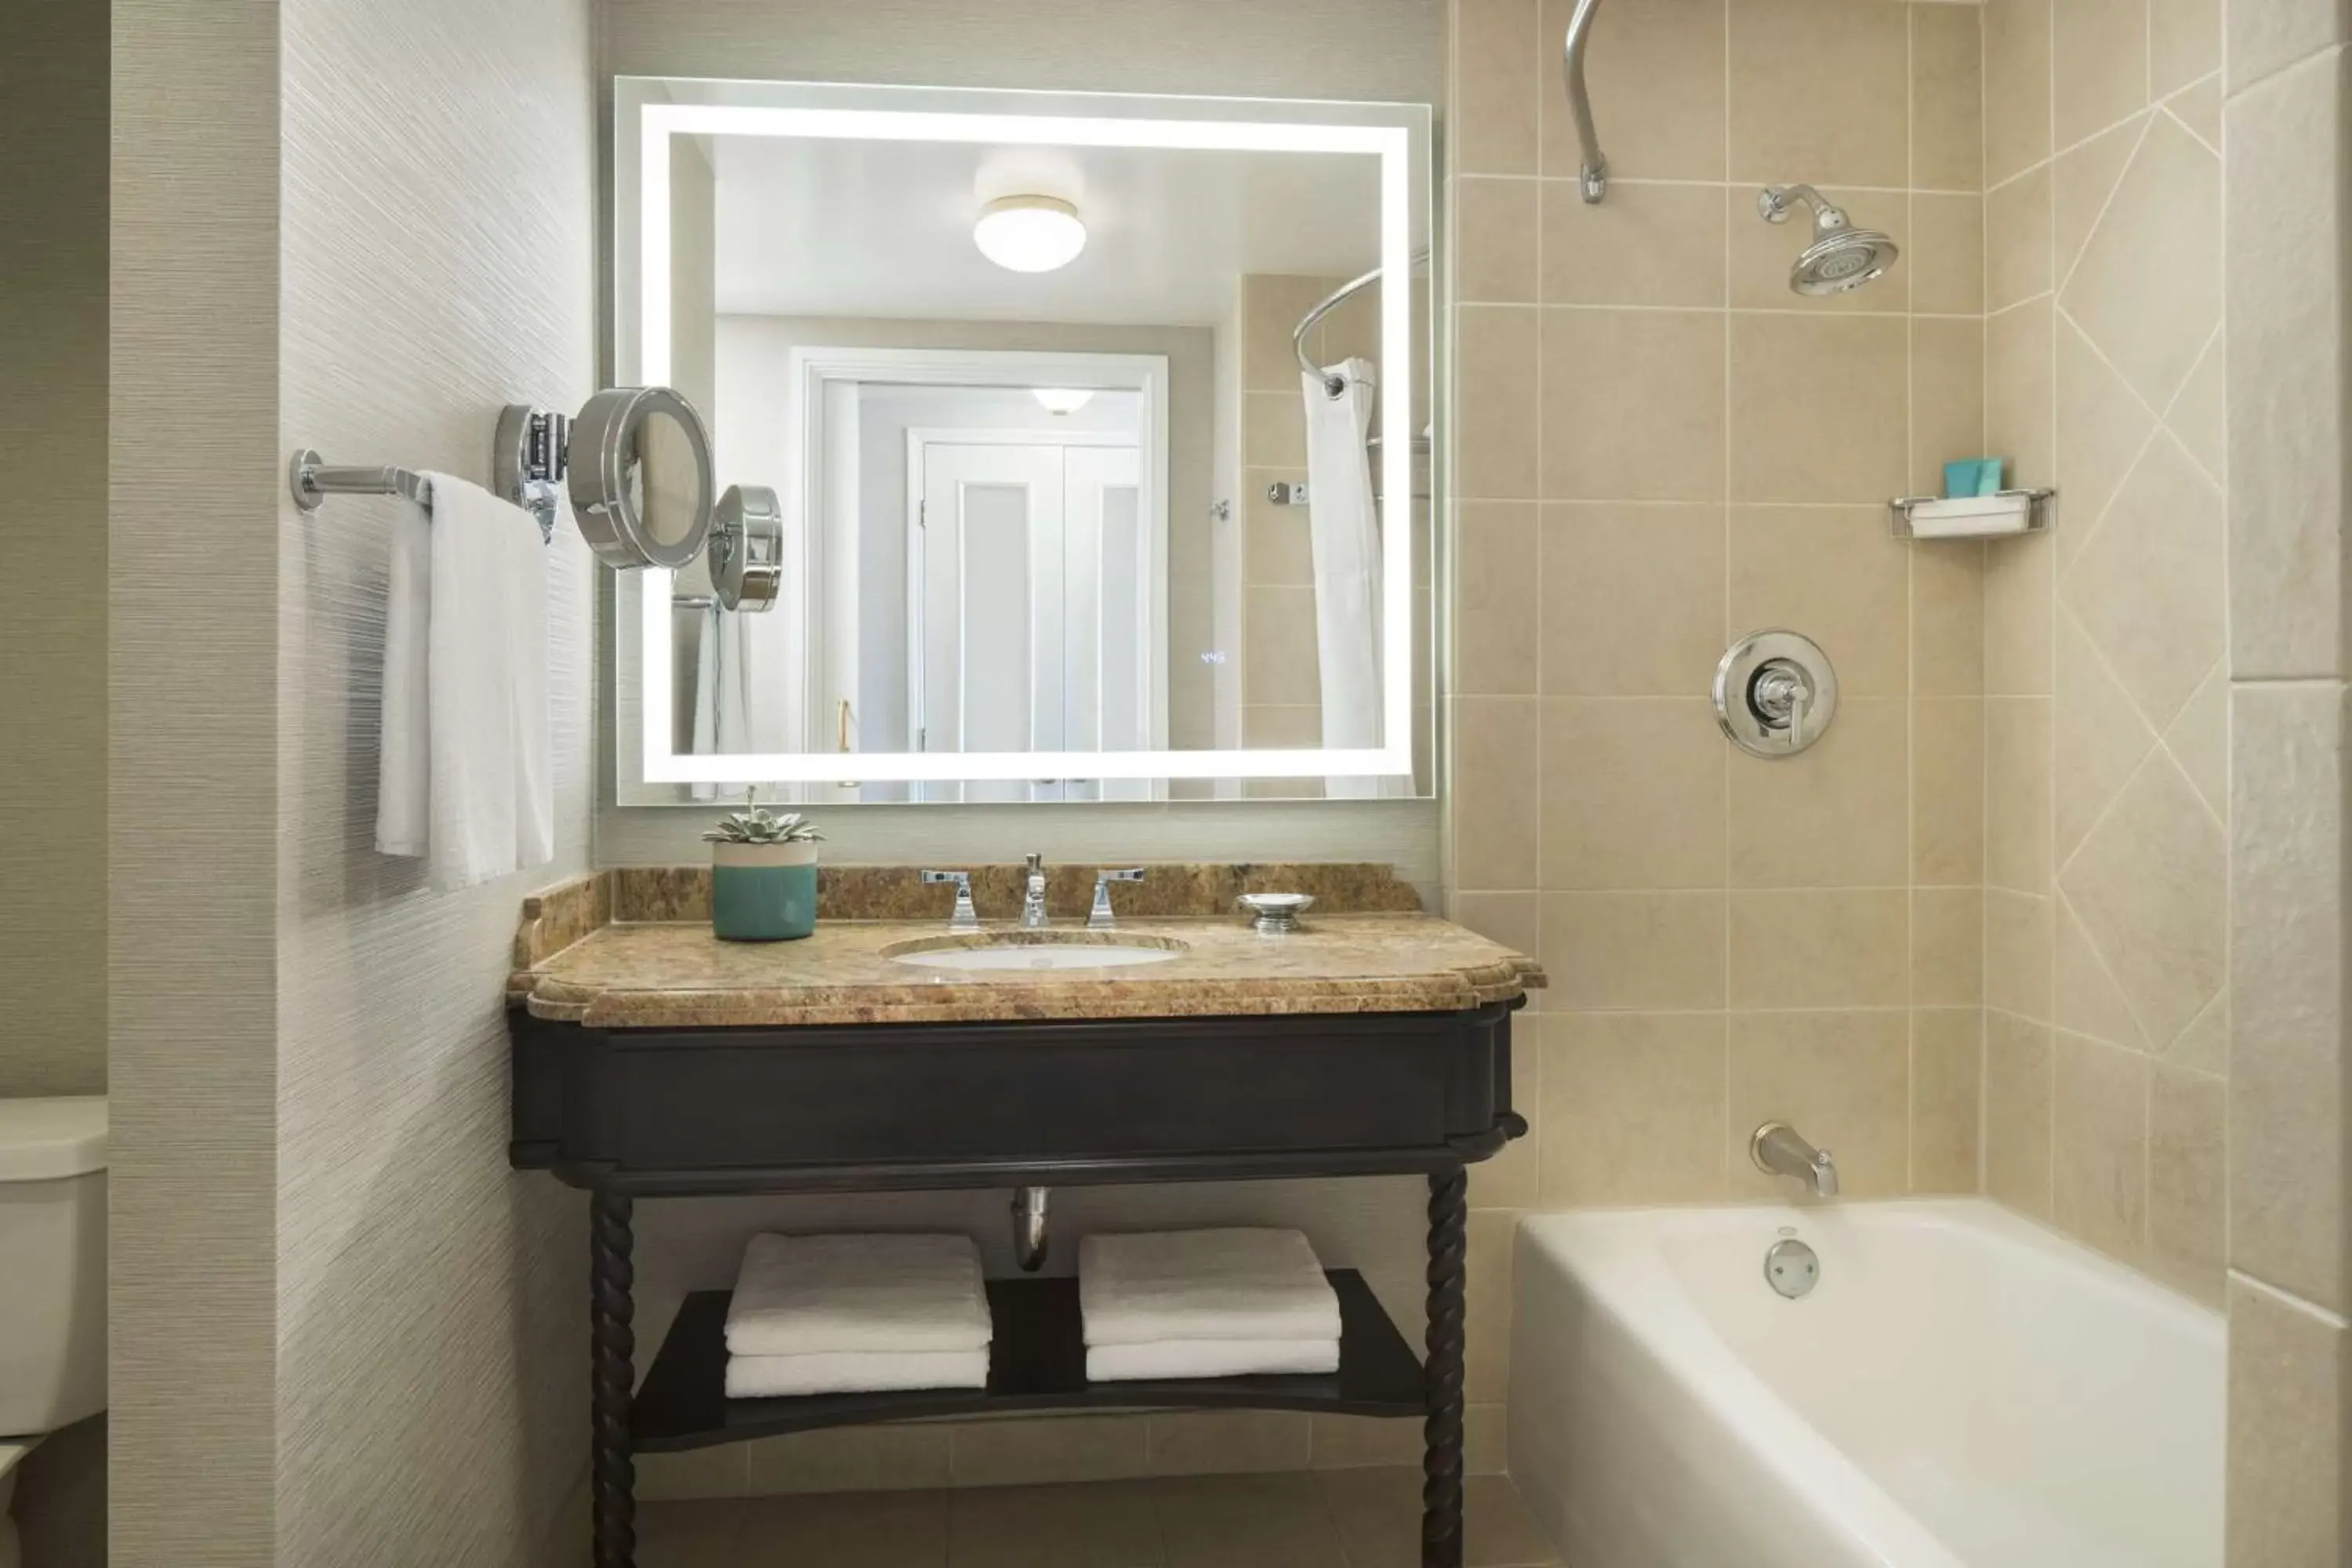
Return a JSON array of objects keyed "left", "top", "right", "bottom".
[
  {"left": 271, "top": 0, "right": 598, "bottom": 1563},
  {"left": 109, "top": 4, "right": 284, "bottom": 1563},
  {"left": 2, "top": 0, "right": 107, "bottom": 1098}
]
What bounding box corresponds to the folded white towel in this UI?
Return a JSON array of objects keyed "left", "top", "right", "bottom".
[
  {"left": 1087, "top": 1338, "right": 1339, "bottom": 1383},
  {"left": 726, "top": 1232, "right": 991, "bottom": 1357},
  {"left": 1079, "top": 1228, "right": 1341, "bottom": 1347},
  {"left": 376, "top": 474, "right": 553, "bottom": 889},
  {"left": 725, "top": 1348, "right": 990, "bottom": 1399}
]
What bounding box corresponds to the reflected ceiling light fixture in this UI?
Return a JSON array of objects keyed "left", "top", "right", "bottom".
[
  {"left": 1032, "top": 387, "right": 1094, "bottom": 415},
  {"left": 974, "top": 194, "right": 1087, "bottom": 273}
]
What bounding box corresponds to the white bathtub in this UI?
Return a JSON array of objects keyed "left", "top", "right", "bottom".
[{"left": 1508, "top": 1199, "right": 2224, "bottom": 1568}]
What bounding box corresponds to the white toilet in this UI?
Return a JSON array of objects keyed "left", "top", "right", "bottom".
[{"left": 0, "top": 1097, "right": 107, "bottom": 1568}]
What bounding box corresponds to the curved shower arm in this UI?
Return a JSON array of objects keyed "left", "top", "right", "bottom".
[
  {"left": 1563, "top": 0, "right": 1608, "bottom": 203},
  {"left": 1291, "top": 248, "right": 1432, "bottom": 398}
]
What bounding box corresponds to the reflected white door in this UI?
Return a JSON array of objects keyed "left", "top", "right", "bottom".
[{"left": 913, "top": 438, "right": 1145, "bottom": 804}]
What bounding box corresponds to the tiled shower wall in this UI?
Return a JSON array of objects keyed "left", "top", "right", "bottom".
[
  {"left": 1974, "top": 0, "right": 2230, "bottom": 1305},
  {"left": 1444, "top": 0, "right": 1993, "bottom": 1268}
]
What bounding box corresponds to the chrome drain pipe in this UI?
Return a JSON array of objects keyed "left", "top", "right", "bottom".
[{"left": 1012, "top": 1186, "right": 1050, "bottom": 1272}]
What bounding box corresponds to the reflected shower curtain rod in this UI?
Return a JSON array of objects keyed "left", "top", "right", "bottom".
[{"left": 1290, "top": 249, "right": 1432, "bottom": 398}]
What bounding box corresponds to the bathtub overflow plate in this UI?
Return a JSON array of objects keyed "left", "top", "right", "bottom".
[{"left": 1764, "top": 1236, "right": 1820, "bottom": 1300}]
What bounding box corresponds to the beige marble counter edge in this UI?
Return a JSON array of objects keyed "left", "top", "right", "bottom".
[{"left": 518, "top": 953, "right": 1543, "bottom": 1029}]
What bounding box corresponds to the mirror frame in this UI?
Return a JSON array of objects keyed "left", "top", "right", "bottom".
[{"left": 613, "top": 75, "right": 1432, "bottom": 790}]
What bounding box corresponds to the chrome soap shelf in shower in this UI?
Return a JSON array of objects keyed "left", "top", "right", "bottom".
[{"left": 1888, "top": 488, "right": 2056, "bottom": 540}]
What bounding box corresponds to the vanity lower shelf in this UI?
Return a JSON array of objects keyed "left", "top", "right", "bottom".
[{"left": 633, "top": 1269, "right": 1425, "bottom": 1451}]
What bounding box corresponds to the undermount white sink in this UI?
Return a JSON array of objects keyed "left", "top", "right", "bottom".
[{"left": 890, "top": 940, "right": 1185, "bottom": 973}]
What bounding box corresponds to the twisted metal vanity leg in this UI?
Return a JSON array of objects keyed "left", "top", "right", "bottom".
[
  {"left": 590, "top": 1189, "right": 637, "bottom": 1568},
  {"left": 1423, "top": 1163, "right": 1468, "bottom": 1568}
]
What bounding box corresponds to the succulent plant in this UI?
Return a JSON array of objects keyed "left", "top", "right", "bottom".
[{"left": 702, "top": 805, "right": 825, "bottom": 845}]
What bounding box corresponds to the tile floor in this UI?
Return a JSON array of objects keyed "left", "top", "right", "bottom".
[{"left": 637, "top": 1467, "right": 1563, "bottom": 1568}]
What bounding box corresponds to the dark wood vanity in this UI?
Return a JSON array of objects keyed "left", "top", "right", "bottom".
[{"left": 506, "top": 867, "right": 1539, "bottom": 1568}]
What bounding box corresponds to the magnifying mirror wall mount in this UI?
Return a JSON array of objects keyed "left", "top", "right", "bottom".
[{"left": 499, "top": 387, "right": 719, "bottom": 573}]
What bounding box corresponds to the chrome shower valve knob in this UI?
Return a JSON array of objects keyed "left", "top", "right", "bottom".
[{"left": 1715, "top": 631, "right": 1838, "bottom": 757}]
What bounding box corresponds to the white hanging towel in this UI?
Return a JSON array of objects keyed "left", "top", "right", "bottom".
[
  {"left": 725, "top": 1233, "right": 992, "bottom": 1357},
  {"left": 1079, "top": 1228, "right": 1342, "bottom": 1346},
  {"left": 688, "top": 604, "right": 749, "bottom": 803},
  {"left": 1301, "top": 361, "right": 1388, "bottom": 799},
  {"left": 373, "top": 474, "right": 552, "bottom": 889}
]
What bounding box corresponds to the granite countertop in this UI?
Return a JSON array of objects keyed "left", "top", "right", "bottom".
[{"left": 508, "top": 866, "right": 1543, "bottom": 1029}]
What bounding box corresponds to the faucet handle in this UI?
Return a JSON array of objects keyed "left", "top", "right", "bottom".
[
  {"left": 920, "top": 869, "right": 979, "bottom": 931},
  {"left": 1088, "top": 869, "right": 1146, "bottom": 929}
]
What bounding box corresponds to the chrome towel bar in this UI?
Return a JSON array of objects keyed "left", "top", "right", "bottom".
[{"left": 287, "top": 448, "right": 554, "bottom": 543}]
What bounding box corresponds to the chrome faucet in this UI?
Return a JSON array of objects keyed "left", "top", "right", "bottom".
[
  {"left": 1021, "top": 853, "right": 1050, "bottom": 928},
  {"left": 1751, "top": 1122, "right": 1839, "bottom": 1197}
]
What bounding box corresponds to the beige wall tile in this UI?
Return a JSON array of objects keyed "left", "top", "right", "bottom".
[
  {"left": 1542, "top": 308, "right": 1726, "bottom": 501},
  {"left": 1541, "top": 1012, "right": 1730, "bottom": 1203},
  {"left": 2053, "top": 314, "right": 2158, "bottom": 567},
  {"left": 1909, "top": 196, "right": 1987, "bottom": 314},
  {"left": 2147, "top": 1062, "right": 2226, "bottom": 1305},
  {"left": 2151, "top": 0, "right": 2221, "bottom": 93},
  {"left": 1541, "top": 0, "right": 1727, "bottom": 181},
  {"left": 1247, "top": 274, "right": 1343, "bottom": 392},
  {"left": 1985, "top": 0, "right": 2055, "bottom": 183},
  {"left": 1458, "top": 305, "right": 1541, "bottom": 499},
  {"left": 1244, "top": 389, "right": 1307, "bottom": 468},
  {"left": 1987, "top": 889, "right": 2055, "bottom": 1019},
  {"left": 1540, "top": 503, "right": 1727, "bottom": 695},
  {"left": 1463, "top": 1404, "right": 1510, "bottom": 1475},
  {"left": 639, "top": 1444, "right": 748, "bottom": 1501},
  {"left": 744, "top": 1425, "right": 953, "bottom": 1496},
  {"left": 1986, "top": 1010, "right": 2056, "bottom": 1214},
  {"left": 2226, "top": 1279, "right": 2350, "bottom": 1563},
  {"left": 2231, "top": 684, "right": 2350, "bottom": 1312},
  {"left": 1244, "top": 486, "right": 1314, "bottom": 586},
  {"left": 1730, "top": 1009, "right": 1911, "bottom": 1198},
  {"left": 2167, "top": 74, "right": 2224, "bottom": 148},
  {"left": 1727, "top": 0, "right": 1909, "bottom": 187},
  {"left": 2054, "top": 0, "right": 2151, "bottom": 146},
  {"left": 1914, "top": 314, "right": 1991, "bottom": 495},
  {"left": 1986, "top": 696, "right": 2054, "bottom": 893},
  {"left": 2060, "top": 751, "right": 2228, "bottom": 1051},
  {"left": 951, "top": 1483, "right": 1156, "bottom": 1566},
  {"left": 2169, "top": 667, "right": 2230, "bottom": 824},
  {"left": 949, "top": 1414, "right": 1152, "bottom": 1487},
  {"left": 2228, "top": 0, "right": 2349, "bottom": 91},
  {"left": 1449, "top": 891, "right": 1543, "bottom": 968},
  {"left": 1729, "top": 697, "right": 1909, "bottom": 887},
  {"left": 2053, "top": 114, "right": 2145, "bottom": 289},
  {"left": 2053, "top": 1032, "right": 2151, "bottom": 1261},
  {"left": 1913, "top": 1008, "right": 1986, "bottom": 1192},
  {"left": 1159, "top": 1472, "right": 1346, "bottom": 1566},
  {"left": 2227, "top": 52, "right": 2350, "bottom": 679},
  {"left": 1147, "top": 1412, "right": 1312, "bottom": 1476},
  {"left": 1732, "top": 187, "right": 1908, "bottom": 313},
  {"left": 2060, "top": 114, "right": 2223, "bottom": 412},
  {"left": 1987, "top": 297, "right": 2056, "bottom": 487},
  {"left": 2054, "top": 888, "right": 2154, "bottom": 1050},
  {"left": 1541, "top": 891, "right": 1728, "bottom": 1010},
  {"left": 1913, "top": 698, "right": 1986, "bottom": 885},
  {"left": 1727, "top": 315, "right": 1908, "bottom": 504},
  {"left": 1453, "top": 696, "right": 1542, "bottom": 889},
  {"left": 1911, "top": 3, "right": 1985, "bottom": 191},
  {"left": 2166, "top": 327, "right": 2227, "bottom": 481},
  {"left": 1309, "top": 1414, "right": 1425, "bottom": 1471},
  {"left": 1243, "top": 585, "right": 1321, "bottom": 706},
  {"left": 1455, "top": 0, "right": 1541, "bottom": 175},
  {"left": 1539, "top": 698, "right": 1726, "bottom": 888},
  {"left": 1543, "top": 180, "right": 1726, "bottom": 307},
  {"left": 1729, "top": 506, "right": 1910, "bottom": 695},
  {"left": 1457, "top": 502, "right": 1541, "bottom": 695},
  {"left": 1911, "top": 539, "right": 1987, "bottom": 695},
  {"left": 1464, "top": 1207, "right": 1516, "bottom": 1402},
  {"left": 1457, "top": 176, "right": 1540, "bottom": 303},
  {"left": 1729, "top": 889, "right": 1909, "bottom": 1008},
  {"left": 1913, "top": 887, "right": 1985, "bottom": 1007},
  {"left": 1986, "top": 163, "right": 2053, "bottom": 312},
  {"left": 1984, "top": 533, "right": 2055, "bottom": 695},
  {"left": 2062, "top": 431, "right": 2227, "bottom": 732}
]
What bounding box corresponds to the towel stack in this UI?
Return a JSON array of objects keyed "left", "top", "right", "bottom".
[
  {"left": 1079, "top": 1228, "right": 1342, "bottom": 1382},
  {"left": 724, "top": 1233, "right": 992, "bottom": 1399}
]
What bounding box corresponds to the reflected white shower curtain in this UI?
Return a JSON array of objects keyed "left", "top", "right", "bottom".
[
  {"left": 1302, "top": 359, "right": 1389, "bottom": 798},
  {"left": 688, "top": 606, "right": 750, "bottom": 803}
]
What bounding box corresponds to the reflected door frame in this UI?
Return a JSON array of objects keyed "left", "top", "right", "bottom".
[
  {"left": 782, "top": 345, "right": 1171, "bottom": 796},
  {"left": 906, "top": 429, "right": 1153, "bottom": 805}
]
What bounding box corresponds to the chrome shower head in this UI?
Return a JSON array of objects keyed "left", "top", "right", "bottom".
[{"left": 1758, "top": 185, "right": 1899, "bottom": 296}]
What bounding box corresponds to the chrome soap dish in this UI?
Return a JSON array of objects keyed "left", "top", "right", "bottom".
[{"left": 1240, "top": 892, "right": 1315, "bottom": 935}]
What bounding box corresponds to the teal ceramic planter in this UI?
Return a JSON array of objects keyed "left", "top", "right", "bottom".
[{"left": 710, "top": 842, "right": 818, "bottom": 941}]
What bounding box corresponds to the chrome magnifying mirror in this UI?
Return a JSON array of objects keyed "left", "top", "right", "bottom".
[
  {"left": 708, "top": 485, "right": 783, "bottom": 612},
  {"left": 496, "top": 387, "right": 717, "bottom": 571}
]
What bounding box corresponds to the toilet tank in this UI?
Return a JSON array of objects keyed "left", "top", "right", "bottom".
[{"left": 0, "top": 1098, "right": 106, "bottom": 1436}]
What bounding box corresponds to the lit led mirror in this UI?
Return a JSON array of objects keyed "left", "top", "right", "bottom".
[{"left": 568, "top": 387, "right": 716, "bottom": 571}]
